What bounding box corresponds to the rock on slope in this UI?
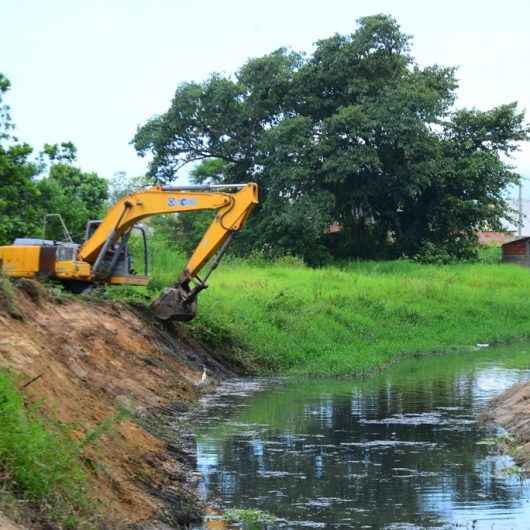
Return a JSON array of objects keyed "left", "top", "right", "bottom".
[{"left": 0, "top": 280, "right": 233, "bottom": 528}]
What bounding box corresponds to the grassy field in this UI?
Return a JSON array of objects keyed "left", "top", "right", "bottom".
[{"left": 121, "top": 238, "right": 530, "bottom": 376}]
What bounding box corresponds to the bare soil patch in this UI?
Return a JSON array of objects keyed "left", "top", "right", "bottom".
[
  {"left": 0, "top": 281, "right": 232, "bottom": 528},
  {"left": 482, "top": 382, "right": 530, "bottom": 471}
]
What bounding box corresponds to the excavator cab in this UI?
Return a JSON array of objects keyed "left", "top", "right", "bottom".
[
  {"left": 83, "top": 220, "right": 149, "bottom": 283},
  {"left": 83, "top": 219, "right": 198, "bottom": 320}
]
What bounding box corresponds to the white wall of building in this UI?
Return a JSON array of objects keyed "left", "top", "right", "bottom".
[{"left": 505, "top": 188, "right": 530, "bottom": 236}]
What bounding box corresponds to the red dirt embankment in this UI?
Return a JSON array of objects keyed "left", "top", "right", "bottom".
[
  {"left": 483, "top": 382, "right": 530, "bottom": 472},
  {"left": 0, "top": 280, "right": 234, "bottom": 528}
]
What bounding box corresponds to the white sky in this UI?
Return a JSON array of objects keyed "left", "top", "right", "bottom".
[{"left": 2, "top": 0, "right": 529, "bottom": 188}]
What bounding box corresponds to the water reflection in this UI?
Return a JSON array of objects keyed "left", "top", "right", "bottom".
[{"left": 191, "top": 347, "right": 530, "bottom": 529}]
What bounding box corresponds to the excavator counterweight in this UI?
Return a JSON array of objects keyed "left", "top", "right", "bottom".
[{"left": 0, "top": 183, "right": 258, "bottom": 321}]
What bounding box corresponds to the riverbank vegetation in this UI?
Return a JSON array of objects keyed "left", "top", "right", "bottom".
[
  {"left": 195, "top": 258, "right": 530, "bottom": 376},
  {"left": 110, "top": 237, "right": 530, "bottom": 376}
]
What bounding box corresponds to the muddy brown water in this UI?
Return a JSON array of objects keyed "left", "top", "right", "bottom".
[{"left": 188, "top": 346, "right": 530, "bottom": 529}]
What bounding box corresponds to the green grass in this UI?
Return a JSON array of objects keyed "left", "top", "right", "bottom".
[
  {"left": 477, "top": 244, "right": 502, "bottom": 264},
  {"left": 122, "top": 236, "right": 530, "bottom": 376},
  {"left": 194, "top": 260, "right": 530, "bottom": 375},
  {"left": 0, "top": 370, "right": 94, "bottom": 528}
]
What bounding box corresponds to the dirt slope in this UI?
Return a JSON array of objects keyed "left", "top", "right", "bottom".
[
  {"left": 0, "top": 281, "right": 233, "bottom": 528},
  {"left": 0, "top": 512, "right": 26, "bottom": 530},
  {"left": 482, "top": 382, "right": 530, "bottom": 472}
]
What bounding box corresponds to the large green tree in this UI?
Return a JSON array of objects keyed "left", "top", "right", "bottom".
[
  {"left": 37, "top": 159, "right": 108, "bottom": 241},
  {"left": 134, "top": 15, "right": 529, "bottom": 262},
  {"left": 0, "top": 75, "right": 108, "bottom": 245},
  {"left": 0, "top": 74, "right": 42, "bottom": 244}
]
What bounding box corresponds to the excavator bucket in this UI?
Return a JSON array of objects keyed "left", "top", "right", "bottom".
[{"left": 151, "top": 285, "right": 198, "bottom": 321}]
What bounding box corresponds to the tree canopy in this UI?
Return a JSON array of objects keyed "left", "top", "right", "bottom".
[
  {"left": 134, "top": 14, "right": 528, "bottom": 263},
  {"left": 0, "top": 75, "right": 108, "bottom": 245}
]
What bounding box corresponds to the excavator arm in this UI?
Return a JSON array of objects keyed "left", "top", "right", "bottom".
[{"left": 78, "top": 182, "right": 258, "bottom": 320}]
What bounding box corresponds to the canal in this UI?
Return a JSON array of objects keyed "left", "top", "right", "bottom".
[{"left": 191, "top": 345, "right": 530, "bottom": 529}]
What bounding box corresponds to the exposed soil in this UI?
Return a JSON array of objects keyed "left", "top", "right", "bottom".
[
  {"left": 0, "top": 512, "right": 26, "bottom": 530},
  {"left": 0, "top": 280, "right": 236, "bottom": 529},
  {"left": 482, "top": 381, "right": 530, "bottom": 472}
]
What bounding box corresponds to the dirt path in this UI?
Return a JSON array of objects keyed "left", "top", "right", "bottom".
[{"left": 482, "top": 382, "right": 530, "bottom": 471}]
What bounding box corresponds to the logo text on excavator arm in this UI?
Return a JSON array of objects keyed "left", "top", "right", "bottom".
[{"left": 168, "top": 197, "right": 198, "bottom": 207}]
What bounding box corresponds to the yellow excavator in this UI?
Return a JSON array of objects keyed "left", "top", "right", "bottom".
[{"left": 0, "top": 183, "right": 258, "bottom": 321}]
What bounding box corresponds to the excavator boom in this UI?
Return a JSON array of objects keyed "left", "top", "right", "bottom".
[{"left": 0, "top": 183, "right": 258, "bottom": 321}]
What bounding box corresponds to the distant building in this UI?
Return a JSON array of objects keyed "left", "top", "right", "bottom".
[
  {"left": 478, "top": 231, "right": 516, "bottom": 246},
  {"left": 325, "top": 189, "right": 529, "bottom": 245},
  {"left": 502, "top": 237, "right": 530, "bottom": 267},
  {"left": 326, "top": 222, "right": 342, "bottom": 234}
]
